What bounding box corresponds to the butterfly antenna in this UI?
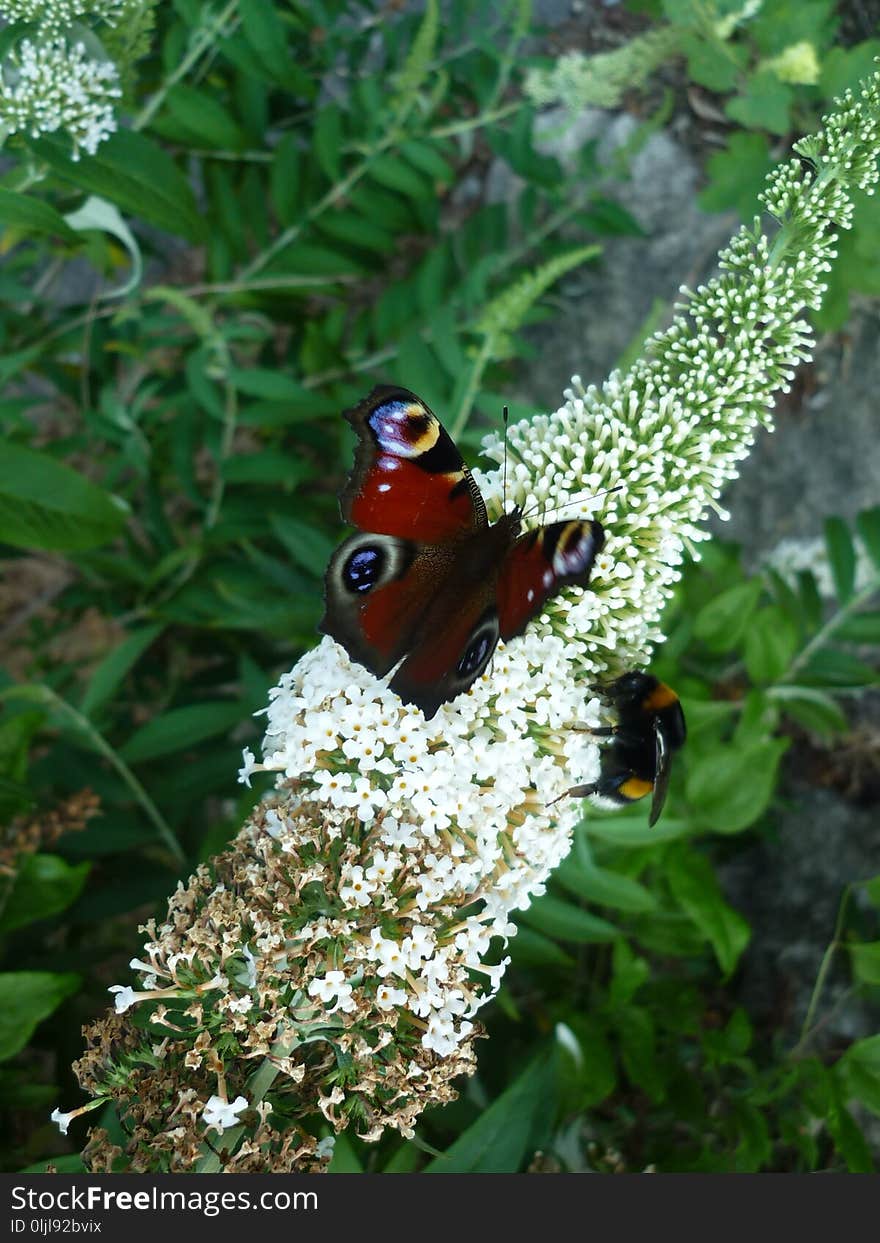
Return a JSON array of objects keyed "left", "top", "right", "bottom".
[
  {"left": 521, "top": 483, "right": 624, "bottom": 524},
  {"left": 502, "top": 405, "right": 509, "bottom": 514}
]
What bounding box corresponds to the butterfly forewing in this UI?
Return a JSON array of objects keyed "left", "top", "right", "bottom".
[{"left": 340, "top": 387, "right": 488, "bottom": 541}]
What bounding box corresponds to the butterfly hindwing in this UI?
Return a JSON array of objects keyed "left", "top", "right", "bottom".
[{"left": 496, "top": 519, "right": 605, "bottom": 640}]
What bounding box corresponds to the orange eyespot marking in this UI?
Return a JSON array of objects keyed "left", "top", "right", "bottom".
[
  {"left": 642, "top": 682, "right": 678, "bottom": 712},
  {"left": 619, "top": 776, "right": 654, "bottom": 802},
  {"left": 402, "top": 405, "right": 440, "bottom": 452}
]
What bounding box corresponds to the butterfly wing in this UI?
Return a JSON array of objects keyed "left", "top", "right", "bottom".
[
  {"left": 496, "top": 519, "right": 605, "bottom": 640},
  {"left": 339, "top": 386, "right": 487, "bottom": 540},
  {"left": 321, "top": 387, "right": 491, "bottom": 692}
]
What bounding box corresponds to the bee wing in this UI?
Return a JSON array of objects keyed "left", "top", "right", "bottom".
[{"left": 648, "top": 721, "right": 672, "bottom": 828}]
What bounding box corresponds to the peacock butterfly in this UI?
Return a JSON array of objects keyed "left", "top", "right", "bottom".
[{"left": 319, "top": 385, "right": 606, "bottom": 718}]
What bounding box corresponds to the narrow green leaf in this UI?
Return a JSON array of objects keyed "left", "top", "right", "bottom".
[
  {"left": 799, "top": 648, "right": 878, "bottom": 688},
  {"left": 510, "top": 926, "right": 575, "bottom": 968},
  {"left": 769, "top": 686, "right": 847, "bottom": 736},
  {"left": 161, "top": 84, "right": 247, "bottom": 150},
  {"left": 835, "top": 611, "right": 880, "bottom": 643},
  {"left": 63, "top": 195, "right": 143, "bottom": 298},
  {"left": 824, "top": 515, "right": 856, "bottom": 604},
  {"left": 0, "top": 189, "right": 78, "bottom": 240},
  {"left": 270, "top": 133, "right": 300, "bottom": 226},
  {"left": 368, "top": 154, "right": 429, "bottom": 200},
  {"left": 119, "top": 702, "right": 244, "bottom": 764},
  {"left": 0, "top": 443, "right": 126, "bottom": 552},
  {"left": 80, "top": 624, "right": 164, "bottom": 718},
  {"left": 0, "top": 971, "right": 80, "bottom": 1061},
  {"left": 743, "top": 605, "right": 799, "bottom": 683},
  {"left": 554, "top": 858, "right": 657, "bottom": 913},
  {"left": 33, "top": 129, "right": 205, "bottom": 242},
  {"left": 317, "top": 209, "right": 394, "bottom": 255},
  {"left": 425, "top": 1051, "right": 555, "bottom": 1173},
  {"left": 270, "top": 514, "right": 336, "bottom": 579},
  {"left": 667, "top": 848, "right": 751, "bottom": 975},
  {"left": 392, "top": 0, "right": 438, "bottom": 118},
  {"left": 517, "top": 894, "right": 618, "bottom": 943},
  {"left": 855, "top": 506, "right": 880, "bottom": 569},
  {"left": 314, "top": 104, "right": 344, "bottom": 182},
  {"left": 238, "top": 0, "right": 291, "bottom": 82}
]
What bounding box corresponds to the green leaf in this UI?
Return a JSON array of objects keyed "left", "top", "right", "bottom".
[
  {"left": 162, "top": 84, "right": 247, "bottom": 150},
  {"left": 554, "top": 858, "right": 657, "bottom": 913},
  {"left": 686, "top": 737, "right": 787, "bottom": 833},
  {"left": 743, "top": 605, "right": 799, "bottom": 683},
  {"left": 619, "top": 1006, "right": 664, "bottom": 1102},
  {"left": 0, "top": 971, "right": 80, "bottom": 1061},
  {"left": 798, "top": 648, "right": 878, "bottom": 688},
  {"left": 314, "top": 104, "right": 344, "bottom": 182},
  {"left": 0, "top": 443, "right": 126, "bottom": 552},
  {"left": 399, "top": 138, "right": 454, "bottom": 184},
  {"left": 119, "top": 701, "right": 244, "bottom": 764},
  {"left": 0, "top": 189, "right": 78, "bottom": 240},
  {"left": 0, "top": 854, "right": 90, "bottom": 934},
  {"left": 725, "top": 71, "right": 793, "bottom": 135},
  {"left": 270, "top": 133, "right": 300, "bottom": 226},
  {"left": 583, "top": 813, "right": 691, "bottom": 847},
  {"left": 837, "top": 1035, "right": 880, "bottom": 1117},
  {"left": 425, "top": 1051, "right": 556, "bottom": 1173},
  {"left": 681, "top": 30, "right": 746, "bottom": 92},
  {"left": 820, "top": 41, "right": 880, "bottom": 101},
  {"left": 63, "top": 195, "right": 143, "bottom": 298},
  {"left": 827, "top": 1088, "right": 874, "bottom": 1172},
  {"left": 80, "top": 624, "right": 164, "bottom": 718},
  {"left": 856, "top": 506, "right": 880, "bottom": 569},
  {"left": 33, "top": 129, "right": 205, "bottom": 242},
  {"left": 769, "top": 686, "right": 847, "bottom": 736},
  {"left": 392, "top": 0, "right": 438, "bottom": 119},
  {"left": 517, "top": 894, "right": 618, "bottom": 943},
  {"left": 510, "top": 926, "right": 575, "bottom": 968},
  {"left": 692, "top": 578, "right": 763, "bottom": 652},
  {"left": 368, "top": 154, "right": 429, "bottom": 200},
  {"left": 667, "top": 848, "right": 750, "bottom": 975},
  {"left": 238, "top": 0, "right": 291, "bottom": 82},
  {"left": 835, "top": 611, "right": 880, "bottom": 643},
  {"left": 849, "top": 941, "right": 880, "bottom": 987},
  {"left": 326, "top": 1133, "right": 364, "bottom": 1173},
  {"left": 824, "top": 516, "right": 856, "bottom": 603},
  {"left": 699, "top": 132, "right": 774, "bottom": 218},
  {"left": 229, "top": 368, "right": 309, "bottom": 402},
  {"left": 270, "top": 514, "right": 335, "bottom": 579}
]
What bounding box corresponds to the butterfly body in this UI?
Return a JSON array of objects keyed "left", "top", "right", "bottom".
[
  {"left": 320, "top": 386, "right": 605, "bottom": 718},
  {"left": 559, "top": 673, "right": 686, "bottom": 826}
]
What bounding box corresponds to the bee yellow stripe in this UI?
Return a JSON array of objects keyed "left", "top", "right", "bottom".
[
  {"left": 619, "top": 776, "right": 654, "bottom": 801},
  {"left": 642, "top": 682, "right": 677, "bottom": 712}
]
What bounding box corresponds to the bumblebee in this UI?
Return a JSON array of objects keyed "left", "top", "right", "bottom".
[{"left": 555, "top": 673, "right": 686, "bottom": 827}]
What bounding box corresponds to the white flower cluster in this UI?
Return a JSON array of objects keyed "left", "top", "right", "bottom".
[
  {"left": 244, "top": 636, "right": 600, "bottom": 1055},
  {"left": 242, "top": 72, "right": 880, "bottom": 1061},
  {"left": 0, "top": 1, "right": 124, "bottom": 34},
  {"left": 763, "top": 535, "right": 877, "bottom": 601},
  {"left": 0, "top": 37, "right": 121, "bottom": 158}
]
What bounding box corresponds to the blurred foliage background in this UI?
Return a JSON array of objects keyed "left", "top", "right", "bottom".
[{"left": 0, "top": 0, "right": 879, "bottom": 1173}]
